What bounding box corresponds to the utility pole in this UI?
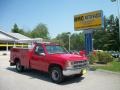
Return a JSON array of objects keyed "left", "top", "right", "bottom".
[
  {"left": 68, "top": 34, "right": 71, "bottom": 52},
  {"left": 67, "top": 32, "right": 71, "bottom": 52}
]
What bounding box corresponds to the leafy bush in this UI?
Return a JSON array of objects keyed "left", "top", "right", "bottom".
[
  {"left": 88, "top": 51, "right": 114, "bottom": 64},
  {"left": 88, "top": 52, "right": 98, "bottom": 64},
  {"left": 96, "top": 51, "right": 114, "bottom": 64},
  {"left": 118, "top": 57, "right": 120, "bottom": 62}
]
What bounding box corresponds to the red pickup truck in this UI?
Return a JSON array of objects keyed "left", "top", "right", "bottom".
[{"left": 10, "top": 42, "right": 88, "bottom": 83}]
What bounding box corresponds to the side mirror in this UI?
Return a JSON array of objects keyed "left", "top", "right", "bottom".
[{"left": 39, "top": 53, "right": 45, "bottom": 56}]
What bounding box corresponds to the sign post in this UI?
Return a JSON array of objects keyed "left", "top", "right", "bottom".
[
  {"left": 74, "top": 10, "right": 104, "bottom": 55},
  {"left": 84, "top": 30, "right": 93, "bottom": 55}
]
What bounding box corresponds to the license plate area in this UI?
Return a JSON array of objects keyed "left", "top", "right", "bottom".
[{"left": 82, "top": 69, "right": 87, "bottom": 74}]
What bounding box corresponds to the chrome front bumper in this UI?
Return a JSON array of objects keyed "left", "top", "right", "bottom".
[
  {"left": 63, "top": 68, "right": 87, "bottom": 76},
  {"left": 63, "top": 60, "right": 89, "bottom": 76}
]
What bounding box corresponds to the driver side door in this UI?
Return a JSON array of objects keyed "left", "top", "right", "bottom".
[{"left": 30, "top": 45, "right": 47, "bottom": 71}]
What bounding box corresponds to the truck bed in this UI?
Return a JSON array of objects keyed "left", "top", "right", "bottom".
[{"left": 10, "top": 48, "right": 32, "bottom": 68}]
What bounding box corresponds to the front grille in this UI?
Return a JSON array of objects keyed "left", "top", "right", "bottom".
[{"left": 73, "top": 60, "right": 88, "bottom": 68}]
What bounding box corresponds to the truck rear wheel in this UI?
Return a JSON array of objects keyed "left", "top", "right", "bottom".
[
  {"left": 16, "top": 61, "right": 24, "bottom": 72},
  {"left": 50, "top": 67, "right": 64, "bottom": 83}
]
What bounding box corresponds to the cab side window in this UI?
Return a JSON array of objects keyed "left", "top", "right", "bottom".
[{"left": 35, "top": 45, "right": 44, "bottom": 55}]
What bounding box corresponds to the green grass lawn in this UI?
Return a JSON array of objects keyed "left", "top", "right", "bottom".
[{"left": 91, "top": 61, "right": 120, "bottom": 72}]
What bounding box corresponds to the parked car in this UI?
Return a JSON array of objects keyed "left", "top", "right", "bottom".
[{"left": 108, "top": 51, "right": 120, "bottom": 58}]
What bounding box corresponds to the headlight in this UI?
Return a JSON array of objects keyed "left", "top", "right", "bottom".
[{"left": 65, "top": 61, "right": 74, "bottom": 69}]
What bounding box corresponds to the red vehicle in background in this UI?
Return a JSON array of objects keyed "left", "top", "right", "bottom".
[
  {"left": 69, "top": 50, "right": 79, "bottom": 55},
  {"left": 10, "top": 42, "right": 88, "bottom": 83},
  {"left": 79, "top": 50, "right": 86, "bottom": 56}
]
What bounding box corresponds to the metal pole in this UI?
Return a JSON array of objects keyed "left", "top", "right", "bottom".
[
  {"left": 13, "top": 42, "right": 15, "bottom": 47},
  {"left": 117, "top": 0, "right": 120, "bottom": 42},
  {"left": 22, "top": 43, "right": 23, "bottom": 48},
  {"left": 69, "top": 34, "right": 70, "bottom": 52},
  {"left": 6, "top": 42, "right": 8, "bottom": 51},
  {"left": 92, "top": 38, "right": 94, "bottom": 51}
]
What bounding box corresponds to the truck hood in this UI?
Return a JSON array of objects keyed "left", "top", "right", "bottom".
[{"left": 48, "top": 54, "right": 88, "bottom": 61}]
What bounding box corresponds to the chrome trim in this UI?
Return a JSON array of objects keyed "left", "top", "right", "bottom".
[
  {"left": 63, "top": 60, "right": 89, "bottom": 76},
  {"left": 63, "top": 68, "right": 82, "bottom": 76},
  {"left": 63, "top": 66, "right": 88, "bottom": 76}
]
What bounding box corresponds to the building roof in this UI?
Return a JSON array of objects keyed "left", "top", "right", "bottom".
[
  {"left": 0, "top": 30, "right": 43, "bottom": 43},
  {"left": 0, "top": 32, "right": 14, "bottom": 40},
  {"left": 0, "top": 30, "right": 31, "bottom": 41},
  {"left": 8, "top": 33, "right": 31, "bottom": 40}
]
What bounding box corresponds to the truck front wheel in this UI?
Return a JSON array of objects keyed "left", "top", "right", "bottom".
[
  {"left": 50, "top": 67, "right": 64, "bottom": 83},
  {"left": 16, "top": 61, "right": 24, "bottom": 72}
]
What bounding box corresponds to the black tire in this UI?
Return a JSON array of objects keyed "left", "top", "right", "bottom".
[
  {"left": 49, "top": 67, "right": 64, "bottom": 83},
  {"left": 16, "top": 61, "right": 24, "bottom": 72}
]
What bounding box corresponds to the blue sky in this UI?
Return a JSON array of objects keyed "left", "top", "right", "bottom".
[{"left": 0, "top": 0, "right": 118, "bottom": 38}]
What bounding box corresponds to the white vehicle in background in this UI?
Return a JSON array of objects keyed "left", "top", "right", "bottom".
[{"left": 108, "top": 51, "right": 120, "bottom": 58}]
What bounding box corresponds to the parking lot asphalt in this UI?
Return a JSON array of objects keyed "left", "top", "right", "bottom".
[{"left": 0, "top": 55, "right": 120, "bottom": 90}]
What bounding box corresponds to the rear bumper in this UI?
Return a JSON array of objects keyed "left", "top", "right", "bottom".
[
  {"left": 63, "top": 68, "right": 87, "bottom": 76},
  {"left": 9, "top": 60, "right": 15, "bottom": 66}
]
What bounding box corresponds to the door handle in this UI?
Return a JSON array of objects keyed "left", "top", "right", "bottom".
[{"left": 31, "top": 56, "right": 39, "bottom": 60}]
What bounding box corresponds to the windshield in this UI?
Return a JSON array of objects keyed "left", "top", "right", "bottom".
[{"left": 46, "top": 45, "right": 68, "bottom": 54}]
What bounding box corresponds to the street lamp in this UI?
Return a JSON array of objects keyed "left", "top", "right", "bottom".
[
  {"left": 67, "top": 32, "right": 71, "bottom": 52},
  {"left": 68, "top": 33, "right": 71, "bottom": 52},
  {"left": 111, "top": 0, "right": 120, "bottom": 42}
]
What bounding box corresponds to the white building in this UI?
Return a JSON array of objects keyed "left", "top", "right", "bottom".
[{"left": 0, "top": 30, "right": 42, "bottom": 51}]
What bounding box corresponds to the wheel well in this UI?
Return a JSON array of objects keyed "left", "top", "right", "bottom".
[
  {"left": 14, "top": 58, "right": 20, "bottom": 64},
  {"left": 48, "top": 64, "right": 63, "bottom": 72}
]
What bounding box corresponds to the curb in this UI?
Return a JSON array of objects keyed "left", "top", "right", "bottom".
[{"left": 96, "top": 69, "right": 120, "bottom": 75}]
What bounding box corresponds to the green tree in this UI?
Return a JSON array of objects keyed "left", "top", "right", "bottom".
[
  {"left": 54, "top": 32, "right": 84, "bottom": 51},
  {"left": 93, "top": 15, "right": 120, "bottom": 51},
  {"left": 11, "top": 24, "right": 20, "bottom": 33},
  {"left": 11, "top": 23, "right": 26, "bottom": 35},
  {"left": 24, "top": 31, "right": 32, "bottom": 37},
  {"left": 93, "top": 30, "right": 111, "bottom": 50},
  {"left": 56, "top": 32, "right": 69, "bottom": 50},
  {"left": 31, "top": 23, "right": 49, "bottom": 39},
  {"left": 70, "top": 33, "right": 84, "bottom": 50},
  {"left": 109, "top": 16, "right": 120, "bottom": 50}
]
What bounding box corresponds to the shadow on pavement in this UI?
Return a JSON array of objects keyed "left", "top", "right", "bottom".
[
  {"left": 60, "top": 76, "right": 84, "bottom": 85},
  {"left": 7, "top": 67, "right": 85, "bottom": 85},
  {"left": 88, "top": 67, "right": 96, "bottom": 71}
]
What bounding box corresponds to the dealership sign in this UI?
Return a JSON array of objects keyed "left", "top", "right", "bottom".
[{"left": 74, "top": 10, "right": 104, "bottom": 30}]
